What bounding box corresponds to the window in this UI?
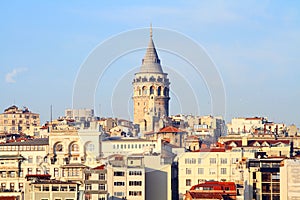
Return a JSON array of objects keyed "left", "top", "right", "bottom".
[
  {"left": 1, "top": 171, "right": 6, "bottom": 178},
  {"left": 157, "top": 86, "right": 162, "bottom": 96},
  {"left": 221, "top": 168, "right": 227, "bottom": 175},
  {"left": 209, "top": 168, "right": 216, "bottom": 175},
  {"left": 129, "top": 181, "right": 142, "bottom": 186},
  {"left": 232, "top": 158, "right": 238, "bottom": 164},
  {"left": 114, "top": 192, "right": 124, "bottom": 197},
  {"left": 210, "top": 158, "right": 216, "bottom": 164},
  {"left": 99, "top": 184, "right": 105, "bottom": 191},
  {"left": 186, "top": 179, "right": 191, "bottom": 186},
  {"left": 198, "top": 168, "right": 204, "bottom": 174},
  {"left": 71, "top": 143, "right": 79, "bottom": 151},
  {"left": 114, "top": 182, "right": 125, "bottom": 186},
  {"left": 114, "top": 171, "right": 125, "bottom": 176},
  {"left": 69, "top": 186, "right": 76, "bottom": 191},
  {"left": 18, "top": 183, "right": 23, "bottom": 191},
  {"left": 198, "top": 158, "right": 202, "bottom": 164},
  {"left": 52, "top": 186, "right": 59, "bottom": 191},
  {"left": 129, "top": 171, "right": 142, "bottom": 176},
  {"left": 54, "top": 168, "right": 59, "bottom": 177},
  {"left": 1, "top": 183, "right": 6, "bottom": 190},
  {"left": 9, "top": 171, "right": 15, "bottom": 178},
  {"left": 99, "top": 173, "right": 105, "bottom": 180},
  {"left": 220, "top": 158, "right": 227, "bottom": 164},
  {"left": 186, "top": 168, "right": 192, "bottom": 175},
  {"left": 85, "top": 184, "right": 92, "bottom": 190},
  {"left": 28, "top": 156, "right": 33, "bottom": 163},
  {"left": 27, "top": 168, "right": 32, "bottom": 175},
  {"left": 36, "top": 156, "right": 42, "bottom": 163},
  {"left": 10, "top": 183, "right": 14, "bottom": 191},
  {"left": 55, "top": 143, "right": 63, "bottom": 152},
  {"left": 36, "top": 168, "right": 41, "bottom": 175},
  {"left": 129, "top": 191, "right": 142, "bottom": 196},
  {"left": 150, "top": 86, "right": 154, "bottom": 95},
  {"left": 185, "top": 158, "right": 196, "bottom": 164}
]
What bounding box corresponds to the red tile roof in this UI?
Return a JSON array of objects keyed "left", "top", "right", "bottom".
[
  {"left": 93, "top": 165, "right": 105, "bottom": 170},
  {"left": 190, "top": 181, "right": 236, "bottom": 191},
  {"left": 158, "top": 126, "right": 182, "bottom": 133},
  {"left": 188, "top": 192, "right": 223, "bottom": 199}
]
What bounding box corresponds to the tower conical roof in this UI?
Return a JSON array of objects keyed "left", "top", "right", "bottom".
[{"left": 139, "top": 26, "right": 163, "bottom": 73}]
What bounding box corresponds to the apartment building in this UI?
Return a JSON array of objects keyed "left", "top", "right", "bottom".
[
  {"left": 177, "top": 148, "right": 257, "bottom": 199},
  {"left": 185, "top": 181, "right": 237, "bottom": 200},
  {"left": 84, "top": 165, "right": 107, "bottom": 200},
  {"left": 245, "top": 155, "right": 283, "bottom": 200},
  {"left": 0, "top": 105, "right": 40, "bottom": 136},
  {"left": 24, "top": 174, "right": 79, "bottom": 200},
  {"left": 279, "top": 158, "right": 300, "bottom": 199},
  {"left": 106, "top": 155, "right": 145, "bottom": 200},
  {"left": 101, "top": 137, "right": 161, "bottom": 157}
]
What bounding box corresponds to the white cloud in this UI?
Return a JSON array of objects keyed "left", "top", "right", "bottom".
[{"left": 5, "top": 67, "right": 28, "bottom": 83}]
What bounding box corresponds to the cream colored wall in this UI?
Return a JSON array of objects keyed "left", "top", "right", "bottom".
[{"left": 177, "top": 151, "right": 256, "bottom": 196}]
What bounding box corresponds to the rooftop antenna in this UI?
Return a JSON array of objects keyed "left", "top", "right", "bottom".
[{"left": 50, "top": 105, "right": 53, "bottom": 123}]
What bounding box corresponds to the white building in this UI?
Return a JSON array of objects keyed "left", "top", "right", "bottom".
[
  {"left": 101, "top": 137, "right": 161, "bottom": 157},
  {"left": 65, "top": 108, "right": 95, "bottom": 121}
]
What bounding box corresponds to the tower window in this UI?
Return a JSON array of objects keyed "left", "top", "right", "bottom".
[
  {"left": 164, "top": 87, "right": 169, "bottom": 96},
  {"left": 157, "top": 86, "right": 162, "bottom": 96},
  {"left": 150, "top": 86, "right": 154, "bottom": 95},
  {"left": 142, "top": 86, "right": 147, "bottom": 95}
]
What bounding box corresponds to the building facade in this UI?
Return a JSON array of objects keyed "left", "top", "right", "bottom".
[{"left": 0, "top": 105, "right": 40, "bottom": 136}]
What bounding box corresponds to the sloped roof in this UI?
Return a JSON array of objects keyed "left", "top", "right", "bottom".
[
  {"left": 158, "top": 126, "right": 182, "bottom": 133},
  {"left": 138, "top": 26, "right": 164, "bottom": 74},
  {"left": 93, "top": 165, "right": 105, "bottom": 170}
]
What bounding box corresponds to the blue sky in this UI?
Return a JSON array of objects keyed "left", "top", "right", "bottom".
[{"left": 1, "top": 1, "right": 300, "bottom": 126}]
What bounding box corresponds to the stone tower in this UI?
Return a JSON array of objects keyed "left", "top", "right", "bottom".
[{"left": 133, "top": 26, "right": 170, "bottom": 133}]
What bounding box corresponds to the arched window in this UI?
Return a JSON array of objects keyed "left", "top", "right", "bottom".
[
  {"left": 163, "top": 87, "right": 169, "bottom": 96},
  {"left": 157, "top": 86, "right": 162, "bottom": 96},
  {"left": 142, "top": 86, "right": 147, "bottom": 95},
  {"left": 144, "top": 120, "right": 147, "bottom": 131},
  {"left": 55, "top": 143, "right": 63, "bottom": 152},
  {"left": 149, "top": 76, "right": 155, "bottom": 82},
  {"left": 71, "top": 143, "right": 79, "bottom": 152},
  {"left": 150, "top": 86, "right": 154, "bottom": 95}
]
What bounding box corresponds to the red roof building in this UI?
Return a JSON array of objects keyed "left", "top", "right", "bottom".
[{"left": 185, "top": 181, "right": 237, "bottom": 200}]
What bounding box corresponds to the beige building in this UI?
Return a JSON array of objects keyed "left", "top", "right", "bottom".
[
  {"left": 24, "top": 175, "right": 80, "bottom": 200},
  {"left": 84, "top": 165, "right": 107, "bottom": 200},
  {"left": 132, "top": 27, "right": 170, "bottom": 134},
  {"left": 177, "top": 149, "right": 257, "bottom": 199},
  {"left": 0, "top": 138, "right": 49, "bottom": 199},
  {"left": 280, "top": 158, "right": 300, "bottom": 200},
  {"left": 65, "top": 108, "right": 95, "bottom": 122},
  {"left": 0, "top": 105, "right": 40, "bottom": 136},
  {"left": 106, "top": 155, "right": 145, "bottom": 200}
]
